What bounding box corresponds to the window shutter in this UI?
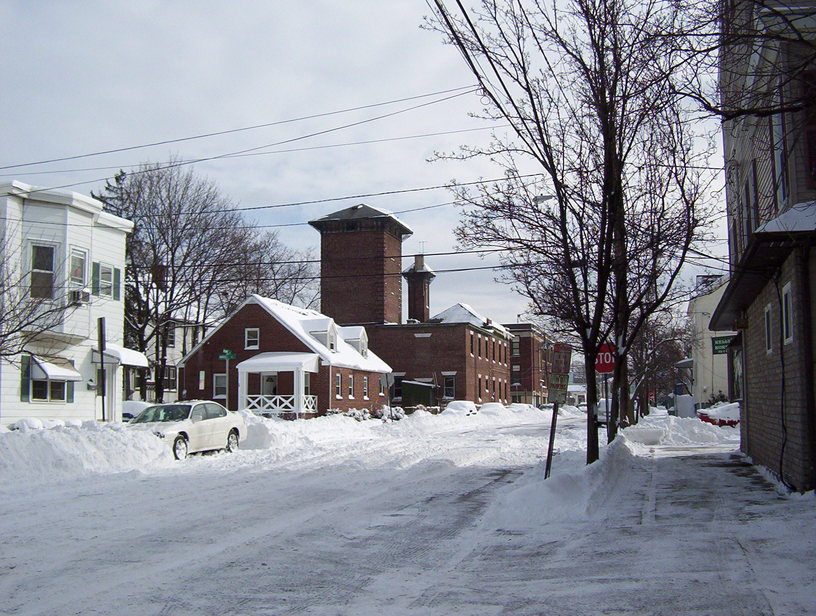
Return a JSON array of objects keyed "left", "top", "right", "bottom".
[
  {"left": 113, "top": 268, "right": 121, "bottom": 300},
  {"left": 92, "top": 262, "right": 100, "bottom": 296},
  {"left": 67, "top": 381, "right": 75, "bottom": 403},
  {"left": 20, "top": 355, "right": 30, "bottom": 402}
]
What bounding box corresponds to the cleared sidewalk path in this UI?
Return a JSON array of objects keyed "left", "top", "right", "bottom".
[{"left": 366, "top": 443, "right": 816, "bottom": 616}]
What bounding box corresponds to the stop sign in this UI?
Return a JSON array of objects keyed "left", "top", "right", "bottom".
[{"left": 595, "top": 342, "right": 616, "bottom": 374}]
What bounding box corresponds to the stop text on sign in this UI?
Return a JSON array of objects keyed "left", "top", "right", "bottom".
[{"left": 595, "top": 342, "right": 615, "bottom": 374}]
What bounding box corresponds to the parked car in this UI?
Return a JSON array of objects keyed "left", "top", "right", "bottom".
[
  {"left": 443, "top": 400, "right": 478, "bottom": 416},
  {"left": 128, "top": 401, "right": 245, "bottom": 459}
]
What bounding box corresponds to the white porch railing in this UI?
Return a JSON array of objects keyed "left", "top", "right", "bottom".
[{"left": 244, "top": 394, "right": 318, "bottom": 416}]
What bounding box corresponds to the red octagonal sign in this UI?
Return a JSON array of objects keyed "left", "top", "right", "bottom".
[{"left": 595, "top": 342, "right": 616, "bottom": 374}]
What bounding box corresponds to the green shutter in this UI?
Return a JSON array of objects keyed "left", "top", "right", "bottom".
[
  {"left": 113, "top": 268, "right": 121, "bottom": 300},
  {"left": 67, "top": 381, "right": 75, "bottom": 403},
  {"left": 20, "top": 355, "right": 30, "bottom": 402},
  {"left": 92, "top": 262, "right": 100, "bottom": 296}
]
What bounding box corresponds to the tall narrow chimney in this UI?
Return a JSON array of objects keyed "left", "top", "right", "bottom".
[{"left": 403, "top": 254, "right": 436, "bottom": 323}]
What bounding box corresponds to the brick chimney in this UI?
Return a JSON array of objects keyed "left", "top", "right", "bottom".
[{"left": 403, "top": 254, "right": 436, "bottom": 323}]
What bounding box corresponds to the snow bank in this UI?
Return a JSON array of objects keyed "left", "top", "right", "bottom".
[
  {"left": 624, "top": 411, "right": 740, "bottom": 446},
  {"left": 0, "top": 422, "right": 171, "bottom": 484}
]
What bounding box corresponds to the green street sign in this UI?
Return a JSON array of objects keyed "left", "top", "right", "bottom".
[
  {"left": 712, "top": 336, "right": 735, "bottom": 355},
  {"left": 219, "top": 349, "right": 236, "bottom": 360}
]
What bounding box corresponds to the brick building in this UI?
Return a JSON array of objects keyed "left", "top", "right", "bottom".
[
  {"left": 309, "top": 205, "right": 513, "bottom": 406},
  {"left": 710, "top": 2, "right": 816, "bottom": 491},
  {"left": 503, "top": 323, "right": 552, "bottom": 406},
  {"left": 177, "top": 295, "right": 390, "bottom": 417}
]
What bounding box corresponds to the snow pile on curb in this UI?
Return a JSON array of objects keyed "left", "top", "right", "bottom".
[
  {"left": 480, "top": 439, "right": 641, "bottom": 530},
  {"left": 0, "top": 422, "right": 171, "bottom": 483},
  {"left": 627, "top": 411, "right": 740, "bottom": 446}
]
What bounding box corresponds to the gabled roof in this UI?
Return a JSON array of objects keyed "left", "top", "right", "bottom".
[
  {"left": 428, "top": 302, "right": 510, "bottom": 337},
  {"left": 181, "top": 295, "right": 390, "bottom": 373}
]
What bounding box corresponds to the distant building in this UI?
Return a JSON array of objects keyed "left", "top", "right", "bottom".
[
  {"left": 503, "top": 322, "right": 552, "bottom": 406},
  {"left": 687, "top": 277, "right": 737, "bottom": 407},
  {"left": 0, "top": 181, "right": 147, "bottom": 425},
  {"left": 711, "top": 2, "right": 816, "bottom": 491},
  {"left": 309, "top": 205, "right": 514, "bottom": 406}
]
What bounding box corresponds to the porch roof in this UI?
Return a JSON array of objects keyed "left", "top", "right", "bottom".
[{"left": 236, "top": 352, "right": 321, "bottom": 374}]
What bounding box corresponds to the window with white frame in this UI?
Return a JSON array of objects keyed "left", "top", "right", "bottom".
[
  {"left": 765, "top": 304, "right": 773, "bottom": 353},
  {"left": 443, "top": 375, "right": 455, "bottom": 398},
  {"left": 782, "top": 282, "right": 793, "bottom": 344},
  {"left": 31, "top": 378, "right": 66, "bottom": 402},
  {"left": 348, "top": 374, "right": 354, "bottom": 398},
  {"left": 511, "top": 339, "right": 520, "bottom": 356},
  {"left": 30, "top": 244, "right": 55, "bottom": 299},
  {"left": 335, "top": 373, "right": 342, "bottom": 397},
  {"left": 69, "top": 248, "right": 87, "bottom": 287},
  {"left": 245, "top": 328, "right": 259, "bottom": 350},
  {"left": 363, "top": 376, "right": 369, "bottom": 399},
  {"left": 213, "top": 373, "right": 227, "bottom": 399}
]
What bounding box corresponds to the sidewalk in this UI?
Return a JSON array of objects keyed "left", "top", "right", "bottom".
[{"left": 400, "top": 442, "right": 816, "bottom": 616}]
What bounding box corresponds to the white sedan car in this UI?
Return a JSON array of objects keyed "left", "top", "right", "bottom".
[{"left": 128, "top": 401, "right": 245, "bottom": 459}]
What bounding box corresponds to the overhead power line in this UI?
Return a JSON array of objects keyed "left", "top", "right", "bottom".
[
  {"left": 1, "top": 88, "right": 480, "bottom": 196},
  {"left": 0, "top": 85, "right": 478, "bottom": 171}
]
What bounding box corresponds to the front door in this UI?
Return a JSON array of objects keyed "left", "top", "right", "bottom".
[{"left": 262, "top": 374, "right": 278, "bottom": 396}]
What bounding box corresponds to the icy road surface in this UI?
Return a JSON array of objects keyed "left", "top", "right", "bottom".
[{"left": 1, "top": 407, "right": 814, "bottom": 615}]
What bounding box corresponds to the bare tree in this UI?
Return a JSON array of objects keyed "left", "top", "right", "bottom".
[
  {"left": 94, "top": 163, "right": 317, "bottom": 402},
  {"left": 429, "top": 0, "right": 713, "bottom": 461},
  {"left": 0, "top": 227, "right": 79, "bottom": 360}
]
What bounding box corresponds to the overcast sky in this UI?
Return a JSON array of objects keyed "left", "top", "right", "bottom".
[{"left": 0, "top": 1, "right": 724, "bottom": 325}]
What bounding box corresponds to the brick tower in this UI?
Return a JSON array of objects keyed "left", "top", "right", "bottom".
[
  {"left": 403, "top": 254, "right": 436, "bottom": 322},
  {"left": 309, "top": 204, "right": 413, "bottom": 325}
]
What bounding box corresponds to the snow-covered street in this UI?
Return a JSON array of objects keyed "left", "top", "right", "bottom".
[{"left": 1, "top": 407, "right": 814, "bottom": 615}]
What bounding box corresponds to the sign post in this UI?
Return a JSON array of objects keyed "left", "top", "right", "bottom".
[
  {"left": 218, "top": 349, "right": 236, "bottom": 409},
  {"left": 595, "top": 342, "right": 616, "bottom": 440},
  {"left": 545, "top": 343, "right": 572, "bottom": 479}
]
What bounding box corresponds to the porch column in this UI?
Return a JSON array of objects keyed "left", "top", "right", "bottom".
[
  {"left": 238, "top": 369, "right": 248, "bottom": 411},
  {"left": 294, "top": 367, "right": 304, "bottom": 418}
]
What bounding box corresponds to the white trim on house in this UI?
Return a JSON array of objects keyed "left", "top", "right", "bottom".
[{"left": 31, "top": 357, "right": 82, "bottom": 381}]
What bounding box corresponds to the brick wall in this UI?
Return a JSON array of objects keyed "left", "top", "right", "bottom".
[
  {"left": 320, "top": 229, "right": 403, "bottom": 325},
  {"left": 367, "top": 323, "right": 511, "bottom": 405},
  {"left": 742, "top": 252, "right": 816, "bottom": 490}
]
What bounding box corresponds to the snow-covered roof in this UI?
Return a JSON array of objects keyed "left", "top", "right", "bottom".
[
  {"left": 308, "top": 203, "right": 413, "bottom": 237},
  {"left": 250, "top": 295, "right": 390, "bottom": 373},
  {"left": 429, "top": 303, "right": 510, "bottom": 337},
  {"left": 756, "top": 200, "right": 816, "bottom": 234}
]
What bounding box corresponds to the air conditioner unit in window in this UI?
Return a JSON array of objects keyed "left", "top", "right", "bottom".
[{"left": 68, "top": 288, "right": 91, "bottom": 305}]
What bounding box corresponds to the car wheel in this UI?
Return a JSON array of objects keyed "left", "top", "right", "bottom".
[
  {"left": 173, "top": 435, "right": 189, "bottom": 460},
  {"left": 226, "top": 430, "right": 239, "bottom": 453}
]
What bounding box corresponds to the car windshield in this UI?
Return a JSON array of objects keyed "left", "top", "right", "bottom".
[{"left": 131, "top": 404, "right": 192, "bottom": 424}]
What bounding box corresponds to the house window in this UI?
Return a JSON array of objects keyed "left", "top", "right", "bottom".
[
  {"left": 443, "top": 375, "right": 455, "bottom": 398},
  {"left": 335, "top": 373, "right": 342, "bottom": 397},
  {"left": 304, "top": 372, "right": 311, "bottom": 396},
  {"left": 31, "top": 379, "right": 66, "bottom": 402},
  {"left": 394, "top": 376, "right": 403, "bottom": 399},
  {"left": 478, "top": 336, "right": 482, "bottom": 358},
  {"left": 478, "top": 376, "right": 482, "bottom": 400},
  {"left": 470, "top": 332, "right": 474, "bottom": 355},
  {"left": 363, "top": 376, "right": 369, "bottom": 399},
  {"left": 782, "top": 282, "right": 793, "bottom": 344},
  {"left": 213, "top": 373, "right": 227, "bottom": 399},
  {"left": 348, "top": 374, "right": 354, "bottom": 398},
  {"left": 99, "top": 264, "right": 114, "bottom": 297},
  {"left": 166, "top": 322, "right": 176, "bottom": 348},
  {"left": 30, "top": 244, "right": 55, "bottom": 299},
  {"left": 69, "top": 248, "right": 87, "bottom": 287},
  {"left": 164, "top": 365, "right": 177, "bottom": 390},
  {"left": 764, "top": 304, "right": 773, "bottom": 353},
  {"left": 511, "top": 339, "right": 520, "bottom": 356},
  {"left": 245, "top": 328, "right": 259, "bottom": 350}
]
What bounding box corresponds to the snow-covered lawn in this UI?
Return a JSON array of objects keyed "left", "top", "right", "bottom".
[{"left": 0, "top": 406, "right": 813, "bottom": 615}]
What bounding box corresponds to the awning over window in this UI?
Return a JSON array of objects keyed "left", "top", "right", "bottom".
[
  {"left": 92, "top": 343, "right": 150, "bottom": 368},
  {"left": 236, "top": 352, "right": 320, "bottom": 374},
  {"left": 31, "top": 357, "right": 82, "bottom": 381}
]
